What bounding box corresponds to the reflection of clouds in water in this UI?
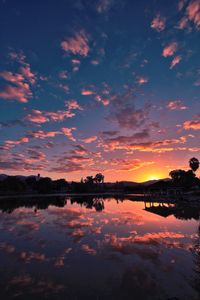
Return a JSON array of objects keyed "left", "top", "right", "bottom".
[
  {"left": 8, "top": 273, "right": 65, "bottom": 296},
  {"left": 0, "top": 242, "right": 15, "bottom": 253},
  {"left": 0, "top": 198, "right": 199, "bottom": 300},
  {"left": 102, "top": 231, "right": 195, "bottom": 260},
  {"left": 81, "top": 244, "right": 97, "bottom": 255}
]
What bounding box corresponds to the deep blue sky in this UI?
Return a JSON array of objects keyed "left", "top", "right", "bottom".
[{"left": 0, "top": 0, "right": 200, "bottom": 181}]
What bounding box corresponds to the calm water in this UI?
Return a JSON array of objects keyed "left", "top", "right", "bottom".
[{"left": 0, "top": 196, "right": 200, "bottom": 300}]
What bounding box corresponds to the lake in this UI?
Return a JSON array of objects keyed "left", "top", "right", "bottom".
[{"left": 0, "top": 196, "right": 200, "bottom": 300}]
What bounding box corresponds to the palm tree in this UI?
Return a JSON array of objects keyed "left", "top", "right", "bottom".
[{"left": 189, "top": 157, "right": 199, "bottom": 172}]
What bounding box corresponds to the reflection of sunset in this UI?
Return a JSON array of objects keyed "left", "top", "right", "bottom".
[{"left": 0, "top": 196, "right": 200, "bottom": 299}]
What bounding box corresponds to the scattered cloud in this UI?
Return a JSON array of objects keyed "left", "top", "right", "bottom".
[
  {"left": 82, "top": 136, "right": 98, "bottom": 143},
  {"left": 170, "top": 55, "right": 182, "bottom": 69},
  {"left": 167, "top": 100, "right": 187, "bottom": 110},
  {"left": 61, "top": 30, "right": 90, "bottom": 57},
  {"left": 151, "top": 14, "right": 166, "bottom": 32},
  {"left": 183, "top": 115, "right": 200, "bottom": 129},
  {"left": 162, "top": 42, "right": 178, "bottom": 57}
]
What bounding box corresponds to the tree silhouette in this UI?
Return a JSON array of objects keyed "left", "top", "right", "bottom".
[
  {"left": 189, "top": 157, "right": 199, "bottom": 172},
  {"left": 84, "top": 176, "right": 94, "bottom": 184},
  {"left": 94, "top": 173, "right": 104, "bottom": 184}
]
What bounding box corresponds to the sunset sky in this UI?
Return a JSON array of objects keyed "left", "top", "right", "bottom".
[{"left": 0, "top": 0, "right": 200, "bottom": 182}]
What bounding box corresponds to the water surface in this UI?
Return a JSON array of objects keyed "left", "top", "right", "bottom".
[{"left": 0, "top": 196, "right": 200, "bottom": 300}]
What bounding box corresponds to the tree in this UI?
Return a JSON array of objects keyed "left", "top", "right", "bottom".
[
  {"left": 169, "top": 169, "right": 185, "bottom": 181},
  {"left": 189, "top": 157, "right": 199, "bottom": 172},
  {"left": 84, "top": 176, "right": 94, "bottom": 184},
  {"left": 94, "top": 173, "right": 104, "bottom": 184}
]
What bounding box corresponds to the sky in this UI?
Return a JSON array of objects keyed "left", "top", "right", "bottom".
[{"left": 0, "top": 0, "right": 200, "bottom": 182}]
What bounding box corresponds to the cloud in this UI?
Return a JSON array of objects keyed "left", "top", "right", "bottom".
[
  {"left": 136, "top": 76, "right": 149, "bottom": 85},
  {"left": 61, "top": 127, "right": 76, "bottom": 141},
  {"left": 187, "top": 0, "right": 200, "bottom": 29},
  {"left": 167, "top": 100, "right": 187, "bottom": 110},
  {"left": 70, "top": 144, "right": 88, "bottom": 155},
  {"left": 5, "top": 137, "right": 29, "bottom": 146},
  {"left": 25, "top": 109, "right": 49, "bottom": 123},
  {"left": 162, "top": 42, "right": 178, "bottom": 57},
  {"left": 107, "top": 89, "right": 150, "bottom": 129},
  {"left": 183, "top": 115, "right": 200, "bottom": 129},
  {"left": 58, "top": 70, "right": 68, "bottom": 79},
  {"left": 49, "top": 162, "right": 84, "bottom": 173},
  {"left": 96, "top": 0, "right": 114, "bottom": 13},
  {"left": 81, "top": 89, "right": 94, "bottom": 96},
  {"left": 109, "top": 158, "right": 154, "bottom": 172},
  {"left": 25, "top": 100, "right": 83, "bottom": 124},
  {"left": 61, "top": 30, "right": 90, "bottom": 57},
  {"left": 101, "top": 132, "right": 190, "bottom": 153},
  {"left": 170, "top": 55, "right": 182, "bottom": 69},
  {"left": 95, "top": 94, "right": 110, "bottom": 106},
  {"left": 177, "top": 0, "right": 200, "bottom": 31},
  {"left": 100, "top": 130, "right": 119, "bottom": 136},
  {"left": 26, "top": 149, "right": 46, "bottom": 161},
  {"left": 28, "top": 130, "right": 61, "bottom": 139},
  {"left": 82, "top": 136, "right": 97, "bottom": 143},
  {"left": 0, "top": 52, "right": 36, "bottom": 103},
  {"left": 151, "top": 14, "right": 166, "bottom": 32}
]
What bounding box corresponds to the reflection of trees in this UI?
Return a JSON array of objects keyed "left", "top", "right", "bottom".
[
  {"left": 70, "top": 196, "right": 105, "bottom": 211},
  {"left": 174, "top": 203, "right": 200, "bottom": 220},
  {"left": 0, "top": 195, "right": 124, "bottom": 214},
  {"left": 0, "top": 196, "right": 67, "bottom": 213}
]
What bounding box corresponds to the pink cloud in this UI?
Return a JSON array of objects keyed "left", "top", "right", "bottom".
[
  {"left": 6, "top": 137, "right": 29, "bottom": 146},
  {"left": 187, "top": 0, "right": 200, "bottom": 29},
  {"left": 20, "top": 65, "right": 36, "bottom": 84},
  {"left": 82, "top": 136, "right": 97, "bottom": 143},
  {"left": 25, "top": 109, "right": 49, "bottom": 123},
  {"left": 167, "top": 100, "right": 187, "bottom": 110},
  {"left": 25, "top": 101, "right": 82, "bottom": 124},
  {"left": 81, "top": 89, "right": 94, "bottom": 96},
  {"left": 95, "top": 95, "right": 109, "bottom": 106},
  {"left": 0, "top": 85, "right": 31, "bottom": 103},
  {"left": 61, "top": 30, "right": 89, "bottom": 57},
  {"left": 29, "top": 130, "right": 60, "bottom": 139},
  {"left": 66, "top": 99, "right": 83, "bottom": 110},
  {"left": 151, "top": 14, "right": 166, "bottom": 32},
  {"left": 177, "top": 16, "right": 190, "bottom": 30},
  {"left": 0, "top": 57, "right": 36, "bottom": 103},
  {"left": 61, "top": 127, "right": 76, "bottom": 141},
  {"left": 162, "top": 42, "right": 178, "bottom": 57},
  {"left": 170, "top": 55, "right": 182, "bottom": 69}
]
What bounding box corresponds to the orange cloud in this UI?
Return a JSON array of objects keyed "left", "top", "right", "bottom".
[
  {"left": 184, "top": 118, "right": 200, "bottom": 130},
  {"left": 162, "top": 42, "right": 178, "bottom": 57}
]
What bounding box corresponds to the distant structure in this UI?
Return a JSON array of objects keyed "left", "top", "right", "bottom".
[{"left": 36, "top": 173, "right": 40, "bottom": 182}]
